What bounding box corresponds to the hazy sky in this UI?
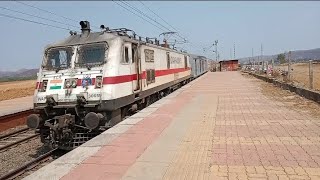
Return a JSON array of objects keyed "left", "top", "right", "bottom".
[{"left": 0, "top": 1, "right": 320, "bottom": 70}]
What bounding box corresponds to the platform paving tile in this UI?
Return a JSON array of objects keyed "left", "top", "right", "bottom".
[
  {"left": 60, "top": 92, "right": 194, "bottom": 179},
  {"left": 118, "top": 117, "right": 144, "bottom": 125},
  {"left": 127, "top": 72, "right": 320, "bottom": 180},
  {"left": 102, "top": 124, "right": 134, "bottom": 134}
]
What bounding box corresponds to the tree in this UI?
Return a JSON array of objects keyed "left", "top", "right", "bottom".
[{"left": 277, "top": 53, "right": 286, "bottom": 64}]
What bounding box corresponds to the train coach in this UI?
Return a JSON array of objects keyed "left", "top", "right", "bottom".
[
  {"left": 27, "top": 21, "right": 196, "bottom": 150},
  {"left": 189, "top": 54, "right": 208, "bottom": 78}
]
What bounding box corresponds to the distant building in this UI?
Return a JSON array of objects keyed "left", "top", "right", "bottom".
[
  {"left": 219, "top": 59, "right": 239, "bottom": 71},
  {"left": 207, "top": 60, "right": 219, "bottom": 72}
]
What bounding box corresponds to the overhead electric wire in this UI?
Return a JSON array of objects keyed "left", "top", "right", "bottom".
[
  {"left": 138, "top": 1, "right": 187, "bottom": 41},
  {"left": 112, "top": 0, "right": 167, "bottom": 33},
  {"left": 14, "top": 1, "right": 78, "bottom": 23},
  {"left": 8, "top": 1, "right": 207, "bottom": 54},
  {"left": 203, "top": 44, "right": 214, "bottom": 52},
  {"left": 137, "top": 1, "right": 209, "bottom": 52},
  {"left": 116, "top": 0, "right": 186, "bottom": 42},
  {"left": 0, "top": 6, "right": 78, "bottom": 29},
  {"left": 139, "top": 1, "right": 179, "bottom": 33},
  {"left": 0, "top": 12, "right": 71, "bottom": 31},
  {"left": 13, "top": 1, "right": 101, "bottom": 30},
  {"left": 120, "top": 1, "right": 176, "bottom": 35},
  {"left": 130, "top": 2, "right": 185, "bottom": 42}
]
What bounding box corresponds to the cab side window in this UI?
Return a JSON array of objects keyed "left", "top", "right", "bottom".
[
  {"left": 132, "top": 48, "right": 135, "bottom": 63},
  {"left": 122, "top": 46, "right": 129, "bottom": 63},
  {"left": 184, "top": 56, "right": 188, "bottom": 69},
  {"left": 146, "top": 69, "right": 155, "bottom": 84},
  {"left": 167, "top": 52, "right": 170, "bottom": 69}
]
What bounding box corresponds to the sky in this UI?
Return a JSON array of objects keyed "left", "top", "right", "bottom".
[{"left": 0, "top": 1, "right": 320, "bottom": 70}]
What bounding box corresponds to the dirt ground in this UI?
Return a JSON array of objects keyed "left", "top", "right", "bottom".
[
  {"left": 0, "top": 80, "right": 36, "bottom": 101},
  {"left": 274, "top": 63, "right": 320, "bottom": 91},
  {"left": 243, "top": 73, "right": 320, "bottom": 118}
]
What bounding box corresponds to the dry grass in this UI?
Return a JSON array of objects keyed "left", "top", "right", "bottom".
[
  {"left": 0, "top": 80, "right": 36, "bottom": 101},
  {"left": 274, "top": 62, "right": 320, "bottom": 91},
  {"left": 243, "top": 73, "right": 320, "bottom": 118}
]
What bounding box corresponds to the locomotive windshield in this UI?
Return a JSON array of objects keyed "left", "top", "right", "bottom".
[
  {"left": 43, "top": 47, "right": 73, "bottom": 70},
  {"left": 76, "top": 43, "right": 107, "bottom": 67}
]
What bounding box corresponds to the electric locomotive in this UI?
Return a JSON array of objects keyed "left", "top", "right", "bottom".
[{"left": 27, "top": 21, "right": 193, "bottom": 150}]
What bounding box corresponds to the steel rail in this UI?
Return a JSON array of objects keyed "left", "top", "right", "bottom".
[
  {"left": 0, "top": 127, "right": 29, "bottom": 140},
  {"left": 0, "top": 134, "right": 39, "bottom": 151},
  {"left": 0, "top": 148, "right": 57, "bottom": 180}
]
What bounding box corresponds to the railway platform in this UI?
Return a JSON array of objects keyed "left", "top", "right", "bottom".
[
  {"left": 0, "top": 96, "right": 33, "bottom": 116},
  {"left": 24, "top": 72, "right": 320, "bottom": 180}
]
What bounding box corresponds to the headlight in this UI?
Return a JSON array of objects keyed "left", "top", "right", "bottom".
[
  {"left": 38, "top": 80, "right": 48, "bottom": 92},
  {"left": 65, "top": 78, "right": 78, "bottom": 88},
  {"left": 65, "top": 79, "right": 71, "bottom": 88},
  {"left": 95, "top": 76, "right": 102, "bottom": 88},
  {"left": 71, "top": 79, "right": 77, "bottom": 88}
]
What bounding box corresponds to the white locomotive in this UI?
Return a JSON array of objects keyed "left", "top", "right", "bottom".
[{"left": 27, "top": 21, "right": 207, "bottom": 150}]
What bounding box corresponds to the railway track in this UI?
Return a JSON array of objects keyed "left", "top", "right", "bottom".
[
  {"left": 0, "top": 148, "right": 58, "bottom": 180},
  {"left": 0, "top": 127, "right": 39, "bottom": 151}
]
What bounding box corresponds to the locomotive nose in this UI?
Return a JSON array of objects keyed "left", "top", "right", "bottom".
[{"left": 27, "top": 114, "right": 41, "bottom": 129}]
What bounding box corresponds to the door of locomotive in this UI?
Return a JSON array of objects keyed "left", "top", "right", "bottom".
[{"left": 131, "top": 43, "right": 140, "bottom": 92}]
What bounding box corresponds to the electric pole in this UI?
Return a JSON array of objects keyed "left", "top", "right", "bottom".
[
  {"left": 288, "top": 51, "right": 291, "bottom": 80},
  {"left": 214, "top": 40, "right": 218, "bottom": 62},
  {"left": 252, "top": 48, "right": 255, "bottom": 70},
  {"left": 212, "top": 40, "right": 218, "bottom": 71},
  {"left": 233, "top": 43, "right": 236, "bottom": 59},
  {"left": 261, "top": 43, "right": 263, "bottom": 72}
]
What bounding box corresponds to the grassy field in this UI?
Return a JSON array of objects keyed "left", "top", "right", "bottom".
[
  {"left": 274, "top": 62, "right": 320, "bottom": 91},
  {"left": 0, "top": 80, "right": 36, "bottom": 101},
  {"left": 0, "top": 75, "right": 36, "bottom": 83}
]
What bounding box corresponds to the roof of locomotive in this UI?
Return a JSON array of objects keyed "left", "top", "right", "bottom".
[
  {"left": 44, "top": 31, "right": 125, "bottom": 49},
  {"left": 44, "top": 31, "right": 189, "bottom": 56}
]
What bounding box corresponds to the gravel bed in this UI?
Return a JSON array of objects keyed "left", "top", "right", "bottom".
[
  {"left": 0, "top": 137, "right": 52, "bottom": 177},
  {"left": 14, "top": 156, "right": 54, "bottom": 180},
  {"left": 0, "top": 125, "right": 28, "bottom": 136}
]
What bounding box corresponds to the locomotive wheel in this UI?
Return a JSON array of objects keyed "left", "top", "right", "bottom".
[
  {"left": 121, "top": 107, "right": 129, "bottom": 119},
  {"left": 145, "top": 97, "right": 151, "bottom": 107},
  {"left": 110, "top": 109, "right": 122, "bottom": 126}
]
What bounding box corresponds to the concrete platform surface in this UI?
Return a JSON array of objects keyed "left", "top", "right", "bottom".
[
  {"left": 24, "top": 72, "right": 320, "bottom": 180},
  {"left": 0, "top": 96, "right": 33, "bottom": 116}
]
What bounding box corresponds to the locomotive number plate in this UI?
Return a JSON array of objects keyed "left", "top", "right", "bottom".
[
  {"left": 53, "top": 75, "right": 62, "bottom": 79},
  {"left": 88, "top": 93, "right": 101, "bottom": 99},
  {"left": 83, "top": 74, "right": 91, "bottom": 78}
]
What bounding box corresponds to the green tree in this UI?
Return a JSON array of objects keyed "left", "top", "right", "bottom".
[{"left": 277, "top": 53, "right": 286, "bottom": 64}]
